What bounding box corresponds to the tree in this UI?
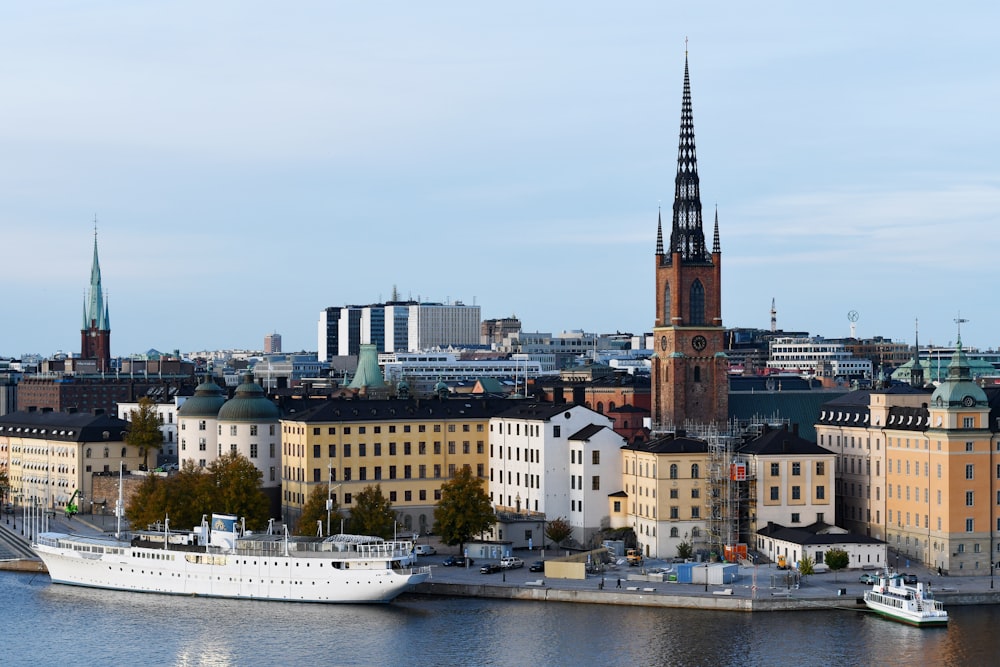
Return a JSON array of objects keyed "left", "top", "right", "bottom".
[
  {"left": 825, "top": 548, "right": 850, "bottom": 581},
  {"left": 125, "top": 454, "right": 270, "bottom": 531},
  {"left": 125, "top": 397, "right": 164, "bottom": 469},
  {"left": 545, "top": 517, "right": 572, "bottom": 547},
  {"left": 296, "top": 485, "right": 339, "bottom": 536},
  {"left": 434, "top": 466, "right": 494, "bottom": 554},
  {"left": 0, "top": 467, "right": 9, "bottom": 506},
  {"left": 676, "top": 540, "right": 693, "bottom": 560},
  {"left": 349, "top": 484, "right": 395, "bottom": 539},
  {"left": 798, "top": 553, "right": 815, "bottom": 575},
  {"left": 208, "top": 452, "right": 270, "bottom": 530}
]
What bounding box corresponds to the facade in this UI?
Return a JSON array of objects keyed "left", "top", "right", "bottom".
[
  {"left": 80, "top": 230, "right": 111, "bottom": 372},
  {"left": 0, "top": 409, "right": 143, "bottom": 514},
  {"left": 117, "top": 395, "right": 189, "bottom": 465},
  {"left": 534, "top": 373, "right": 651, "bottom": 442},
  {"left": 621, "top": 434, "right": 711, "bottom": 560},
  {"left": 379, "top": 352, "right": 542, "bottom": 396},
  {"left": 756, "top": 523, "right": 886, "bottom": 571},
  {"left": 481, "top": 317, "right": 521, "bottom": 346},
  {"left": 17, "top": 376, "right": 197, "bottom": 416},
  {"left": 818, "top": 343, "right": 1000, "bottom": 574},
  {"left": 280, "top": 397, "right": 509, "bottom": 535},
  {"left": 739, "top": 425, "right": 836, "bottom": 534},
  {"left": 651, "top": 55, "right": 728, "bottom": 429},
  {"left": 488, "top": 403, "right": 624, "bottom": 547}
]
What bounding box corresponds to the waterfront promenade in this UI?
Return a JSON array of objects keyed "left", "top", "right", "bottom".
[{"left": 6, "top": 514, "right": 1000, "bottom": 611}]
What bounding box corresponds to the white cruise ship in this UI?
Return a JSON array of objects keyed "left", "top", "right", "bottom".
[{"left": 33, "top": 514, "right": 430, "bottom": 604}]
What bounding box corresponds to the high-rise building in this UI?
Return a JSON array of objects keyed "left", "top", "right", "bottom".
[
  {"left": 318, "top": 301, "right": 481, "bottom": 361},
  {"left": 264, "top": 332, "right": 282, "bottom": 354},
  {"left": 651, "top": 53, "right": 728, "bottom": 429},
  {"left": 81, "top": 227, "right": 111, "bottom": 371}
]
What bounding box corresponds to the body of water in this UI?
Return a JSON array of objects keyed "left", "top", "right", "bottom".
[{"left": 3, "top": 571, "right": 998, "bottom": 666}]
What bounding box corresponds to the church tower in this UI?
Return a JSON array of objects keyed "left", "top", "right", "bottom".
[
  {"left": 81, "top": 226, "right": 111, "bottom": 371},
  {"left": 651, "top": 53, "right": 728, "bottom": 429}
]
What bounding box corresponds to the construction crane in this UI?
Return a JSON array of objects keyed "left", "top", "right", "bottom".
[{"left": 65, "top": 489, "right": 82, "bottom": 518}]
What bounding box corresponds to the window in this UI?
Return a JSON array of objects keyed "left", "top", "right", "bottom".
[
  {"left": 670, "top": 507, "right": 679, "bottom": 519},
  {"left": 691, "top": 488, "right": 700, "bottom": 499},
  {"left": 670, "top": 527, "right": 679, "bottom": 538},
  {"left": 792, "top": 486, "right": 801, "bottom": 500},
  {"left": 966, "top": 491, "right": 975, "bottom": 506},
  {"left": 250, "top": 443, "right": 258, "bottom": 458},
  {"left": 343, "top": 468, "right": 352, "bottom": 481},
  {"left": 344, "top": 493, "right": 352, "bottom": 505},
  {"left": 966, "top": 519, "right": 975, "bottom": 532},
  {"left": 691, "top": 464, "right": 699, "bottom": 479},
  {"left": 328, "top": 444, "right": 336, "bottom": 457},
  {"left": 791, "top": 513, "right": 800, "bottom": 523},
  {"left": 967, "top": 441, "right": 974, "bottom": 452},
  {"left": 592, "top": 476, "right": 600, "bottom": 490},
  {"left": 816, "top": 461, "right": 825, "bottom": 475},
  {"left": 404, "top": 465, "right": 411, "bottom": 479},
  {"left": 770, "top": 486, "right": 779, "bottom": 501},
  {"left": 966, "top": 464, "right": 975, "bottom": 480},
  {"left": 313, "top": 468, "right": 321, "bottom": 482},
  {"left": 670, "top": 489, "right": 678, "bottom": 499},
  {"left": 791, "top": 462, "right": 801, "bottom": 476},
  {"left": 554, "top": 425, "right": 561, "bottom": 437},
  {"left": 816, "top": 485, "right": 825, "bottom": 500},
  {"left": 313, "top": 444, "right": 321, "bottom": 458},
  {"left": 963, "top": 417, "right": 975, "bottom": 428},
  {"left": 770, "top": 462, "right": 779, "bottom": 476},
  {"left": 689, "top": 280, "right": 705, "bottom": 325},
  {"left": 691, "top": 506, "right": 700, "bottom": 519},
  {"left": 669, "top": 464, "right": 678, "bottom": 479},
  {"left": 359, "top": 443, "right": 366, "bottom": 457},
  {"left": 592, "top": 451, "right": 600, "bottom": 465},
  {"left": 404, "top": 491, "right": 412, "bottom": 502}
]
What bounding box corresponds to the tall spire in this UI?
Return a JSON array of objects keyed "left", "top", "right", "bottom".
[
  {"left": 910, "top": 318, "right": 924, "bottom": 388},
  {"left": 668, "top": 50, "right": 708, "bottom": 262},
  {"left": 85, "top": 218, "right": 107, "bottom": 330},
  {"left": 712, "top": 205, "right": 720, "bottom": 253},
  {"left": 655, "top": 207, "right": 664, "bottom": 255}
]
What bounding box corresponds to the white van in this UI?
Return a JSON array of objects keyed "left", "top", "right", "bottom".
[
  {"left": 500, "top": 556, "right": 524, "bottom": 569},
  {"left": 414, "top": 545, "right": 436, "bottom": 556}
]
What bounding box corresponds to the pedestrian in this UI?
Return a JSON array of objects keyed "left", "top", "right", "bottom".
[{"left": 616, "top": 577, "right": 621, "bottom": 589}]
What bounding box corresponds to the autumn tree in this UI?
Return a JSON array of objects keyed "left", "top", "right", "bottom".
[
  {"left": 125, "top": 396, "right": 164, "bottom": 469},
  {"left": 125, "top": 455, "right": 270, "bottom": 531},
  {"left": 296, "top": 484, "right": 340, "bottom": 536},
  {"left": 434, "top": 466, "right": 494, "bottom": 554},
  {"left": 208, "top": 452, "right": 270, "bottom": 530},
  {"left": 545, "top": 517, "right": 572, "bottom": 547},
  {"left": 0, "top": 467, "right": 9, "bottom": 507},
  {"left": 349, "top": 484, "right": 396, "bottom": 539}
]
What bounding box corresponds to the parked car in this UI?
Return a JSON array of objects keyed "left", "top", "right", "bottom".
[
  {"left": 529, "top": 560, "right": 545, "bottom": 573},
  {"left": 414, "top": 545, "right": 436, "bottom": 556},
  {"left": 480, "top": 563, "right": 500, "bottom": 574},
  {"left": 901, "top": 573, "right": 919, "bottom": 585},
  {"left": 500, "top": 556, "right": 524, "bottom": 569},
  {"left": 2, "top": 503, "right": 13, "bottom": 515},
  {"left": 442, "top": 556, "right": 474, "bottom": 567},
  {"left": 859, "top": 573, "right": 877, "bottom": 584}
]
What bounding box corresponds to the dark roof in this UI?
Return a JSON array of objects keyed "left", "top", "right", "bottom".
[
  {"left": 290, "top": 397, "right": 511, "bottom": 423},
  {"left": 568, "top": 424, "right": 608, "bottom": 441},
  {"left": 728, "top": 390, "right": 847, "bottom": 442},
  {"left": 608, "top": 490, "right": 628, "bottom": 498},
  {"left": 757, "top": 522, "right": 884, "bottom": 546},
  {"left": 624, "top": 433, "right": 709, "bottom": 454},
  {"left": 607, "top": 404, "right": 647, "bottom": 414},
  {"left": 0, "top": 410, "right": 130, "bottom": 442},
  {"left": 495, "top": 402, "right": 575, "bottom": 421},
  {"left": 738, "top": 425, "right": 829, "bottom": 456}
]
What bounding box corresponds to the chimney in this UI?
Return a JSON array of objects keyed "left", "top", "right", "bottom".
[{"left": 93, "top": 408, "right": 105, "bottom": 416}]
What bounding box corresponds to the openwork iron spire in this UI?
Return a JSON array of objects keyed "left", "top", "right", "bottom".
[{"left": 668, "top": 52, "right": 709, "bottom": 262}]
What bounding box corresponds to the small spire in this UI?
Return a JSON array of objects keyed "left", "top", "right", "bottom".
[
  {"left": 655, "top": 207, "right": 664, "bottom": 255},
  {"left": 712, "top": 205, "right": 720, "bottom": 253}
]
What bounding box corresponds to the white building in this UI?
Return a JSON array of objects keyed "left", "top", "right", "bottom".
[
  {"left": 379, "top": 352, "right": 543, "bottom": 394},
  {"left": 767, "top": 337, "right": 872, "bottom": 379},
  {"left": 756, "top": 523, "right": 886, "bottom": 571},
  {"left": 487, "top": 403, "right": 625, "bottom": 546}
]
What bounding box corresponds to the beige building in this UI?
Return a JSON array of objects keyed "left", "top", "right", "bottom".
[
  {"left": 817, "top": 344, "right": 999, "bottom": 574},
  {"left": 620, "top": 434, "right": 711, "bottom": 560},
  {"left": 281, "top": 397, "right": 508, "bottom": 535},
  {"left": 0, "top": 409, "right": 143, "bottom": 514}
]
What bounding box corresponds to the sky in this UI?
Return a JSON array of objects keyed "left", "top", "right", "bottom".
[{"left": 3, "top": 3, "right": 1000, "bottom": 357}]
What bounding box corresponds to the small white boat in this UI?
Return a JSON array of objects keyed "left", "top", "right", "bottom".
[{"left": 863, "top": 571, "right": 948, "bottom": 627}]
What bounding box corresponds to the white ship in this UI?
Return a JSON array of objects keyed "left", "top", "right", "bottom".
[
  {"left": 33, "top": 513, "right": 430, "bottom": 604},
  {"left": 863, "top": 571, "right": 948, "bottom": 627}
]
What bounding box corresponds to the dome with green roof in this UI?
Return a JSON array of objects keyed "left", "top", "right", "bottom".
[
  {"left": 930, "top": 342, "right": 988, "bottom": 409},
  {"left": 177, "top": 376, "right": 227, "bottom": 418},
  {"left": 217, "top": 374, "right": 280, "bottom": 422}
]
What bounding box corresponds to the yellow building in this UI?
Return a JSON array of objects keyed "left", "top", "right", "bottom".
[
  {"left": 281, "top": 398, "right": 508, "bottom": 534},
  {"left": 817, "top": 344, "right": 999, "bottom": 574},
  {"left": 0, "top": 409, "right": 144, "bottom": 514},
  {"left": 620, "top": 434, "right": 712, "bottom": 560}
]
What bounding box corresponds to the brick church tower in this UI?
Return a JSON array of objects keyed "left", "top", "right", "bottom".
[
  {"left": 651, "top": 53, "right": 728, "bottom": 429},
  {"left": 81, "top": 227, "right": 111, "bottom": 371}
]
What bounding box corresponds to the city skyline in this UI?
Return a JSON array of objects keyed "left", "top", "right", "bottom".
[{"left": 3, "top": 3, "right": 999, "bottom": 356}]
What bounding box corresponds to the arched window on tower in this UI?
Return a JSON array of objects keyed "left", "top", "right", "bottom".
[
  {"left": 693, "top": 366, "right": 702, "bottom": 383},
  {"left": 664, "top": 282, "right": 671, "bottom": 320},
  {"left": 689, "top": 280, "right": 705, "bottom": 325}
]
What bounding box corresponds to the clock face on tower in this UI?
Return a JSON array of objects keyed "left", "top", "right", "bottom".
[{"left": 691, "top": 335, "right": 707, "bottom": 352}]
